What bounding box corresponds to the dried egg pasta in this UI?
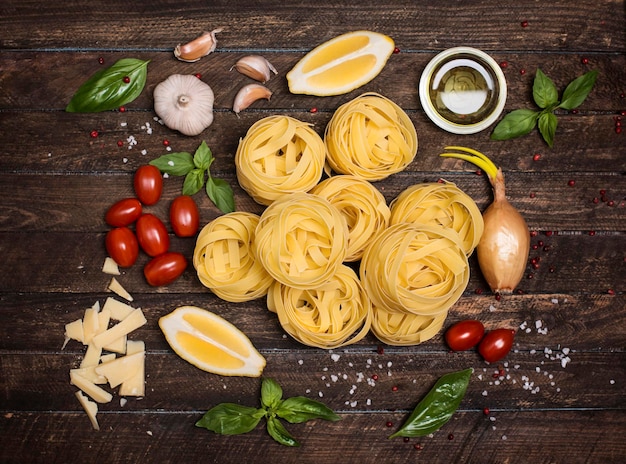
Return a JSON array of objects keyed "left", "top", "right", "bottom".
[
  {"left": 267, "top": 265, "right": 372, "bottom": 349},
  {"left": 193, "top": 212, "right": 274, "bottom": 302},
  {"left": 310, "top": 175, "right": 390, "bottom": 261},
  {"left": 235, "top": 115, "right": 326, "bottom": 205},
  {"left": 324, "top": 93, "right": 418, "bottom": 181},
  {"left": 390, "top": 182, "right": 484, "bottom": 256},
  {"left": 371, "top": 305, "right": 448, "bottom": 346},
  {"left": 254, "top": 192, "right": 348, "bottom": 289},
  {"left": 360, "top": 223, "right": 469, "bottom": 317}
]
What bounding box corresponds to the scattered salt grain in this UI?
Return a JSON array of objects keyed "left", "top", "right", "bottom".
[
  {"left": 298, "top": 359, "right": 303, "bottom": 365},
  {"left": 120, "top": 398, "right": 127, "bottom": 407},
  {"left": 331, "top": 375, "right": 338, "bottom": 382},
  {"left": 482, "top": 390, "right": 488, "bottom": 396},
  {"left": 146, "top": 431, "right": 153, "bottom": 436},
  {"left": 610, "top": 379, "right": 615, "bottom": 385},
  {"left": 350, "top": 401, "right": 357, "bottom": 407},
  {"left": 551, "top": 298, "right": 559, "bottom": 304},
  {"left": 166, "top": 146, "right": 172, "bottom": 151},
  {"left": 318, "top": 391, "right": 323, "bottom": 398},
  {"left": 331, "top": 353, "right": 341, "bottom": 362},
  {"left": 501, "top": 435, "right": 507, "bottom": 440},
  {"left": 120, "top": 122, "right": 127, "bottom": 127},
  {"left": 489, "top": 304, "right": 496, "bottom": 312},
  {"left": 141, "top": 149, "right": 147, "bottom": 155},
  {"left": 366, "top": 399, "right": 372, "bottom": 406},
  {"left": 562, "top": 347, "right": 570, "bottom": 355},
  {"left": 560, "top": 356, "right": 571, "bottom": 368}
]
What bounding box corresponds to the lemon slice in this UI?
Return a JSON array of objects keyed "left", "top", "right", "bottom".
[
  {"left": 159, "top": 306, "right": 266, "bottom": 377},
  {"left": 287, "top": 30, "right": 395, "bottom": 96}
]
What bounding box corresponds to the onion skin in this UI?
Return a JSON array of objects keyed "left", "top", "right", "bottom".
[{"left": 478, "top": 168, "right": 530, "bottom": 294}]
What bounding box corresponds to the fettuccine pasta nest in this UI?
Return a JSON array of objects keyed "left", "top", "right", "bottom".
[
  {"left": 371, "top": 306, "right": 448, "bottom": 346},
  {"left": 254, "top": 192, "right": 348, "bottom": 289},
  {"left": 268, "top": 265, "right": 372, "bottom": 349},
  {"left": 310, "top": 175, "right": 390, "bottom": 262},
  {"left": 360, "top": 222, "right": 469, "bottom": 317},
  {"left": 390, "top": 182, "right": 484, "bottom": 256},
  {"left": 235, "top": 115, "right": 326, "bottom": 205},
  {"left": 193, "top": 212, "right": 274, "bottom": 302},
  {"left": 324, "top": 93, "right": 418, "bottom": 181}
]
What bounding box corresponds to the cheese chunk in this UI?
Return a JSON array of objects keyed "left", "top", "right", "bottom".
[
  {"left": 70, "top": 370, "right": 112, "bottom": 404},
  {"left": 96, "top": 350, "right": 144, "bottom": 389},
  {"left": 80, "top": 343, "right": 103, "bottom": 369},
  {"left": 103, "top": 297, "right": 135, "bottom": 321},
  {"left": 71, "top": 367, "right": 107, "bottom": 385},
  {"left": 103, "top": 334, "right": 127, "bottom": 354},
  {"left": 82, "top": 303, "right": 101, "bottom": 344},
  {"left": 120, "top": 340, "right": 145, "bottom": 397},
  {"left": 102, "top": 257, "right": 121, "bottom": 276},
  {"left": 108, "top": 277, "right": 133, "bottom": 302},
  {"left": 75, "top": 391, "right": 100, "bottom": 431},
  {"left": 62, "top": 319, "right": 84, "bottom": 349},
  {"left": 92, "top": 309, "right": 147, "bottom": 349}
]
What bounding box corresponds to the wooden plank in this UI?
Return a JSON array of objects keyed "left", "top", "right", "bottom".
[{"left": 1, "top": 410, "right": 625, "bottom": 464}]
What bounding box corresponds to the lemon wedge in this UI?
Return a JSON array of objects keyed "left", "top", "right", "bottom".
[
  {"left": 287, "top": 30, "right": 395, "bottom": 96},
  {"left": 159, "top": 306, "right": 266, "bottom": 377}
]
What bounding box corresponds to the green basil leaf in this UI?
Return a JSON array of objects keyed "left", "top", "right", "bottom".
[
  {"left": 277, "top": 397, "right": 341, "bottom": 424},
  {"left": 490, "top": 109, "right": 539, "bottom": 141},
  {"left": 206, "top": 177, "right": 236, "bottom": 213},
  {"left": 532, "top": 68, "right": 559, "bottom": 109},
  {"left": 261, "top": 378, "right": 283, "bottom": 410},
  {"left": 194, "top": 141, "right": 214, "bottom": 171},
  {"left": 195, "top": 403, "right": 265, "bottom": 435},
  {"left": 183, "top": 168, "right": 206, "bottom": 196},
  {"left": 538, "top": 111, "right": 558, "bottom": 148},
  {"left": 389, "top": 368, "right": 472, "bottom": 438},
  {"left": 559, "top": 69, "right": 598, "bottom": 110},
  {"left": 149, "top": 152, "right": 195, "bottom": 176},
  {"left": 66, "top": 58, "right": 149, "bottom": 113},
  {"left": 267, "top": 416, "right": 300, "bottom": 447}
]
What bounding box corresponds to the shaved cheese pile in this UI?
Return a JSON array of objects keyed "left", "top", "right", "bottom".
[
  {"left": 389, "top": 182, "right": 484, "bottom": 256},
  {"left": 193, "top": 212, "right": 274, "bottom": 302},
  {"left": 254, "top": 192, "right": 348, "bottom": 289},
  {"left": 235, "top": 115, "right": 326, "bottom": 206},
  {"left": 63, "top": 297, "right": 147, "bottom": 431},
  {"left": 268, "top": 265, "right": 372, "bottom": 349},
  {"left": 361, "top": 223, "right": 470, "bottom": 345},
  {"left": 310, "top": 175, "right": 390, "bottom": 262},
  {"left": 324, "top": 93, "right": 418, "bottom": 181}
]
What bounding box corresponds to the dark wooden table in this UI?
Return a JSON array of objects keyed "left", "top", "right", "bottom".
[{"left": 1, "top": 1, "right": 625, "bottom": 463}]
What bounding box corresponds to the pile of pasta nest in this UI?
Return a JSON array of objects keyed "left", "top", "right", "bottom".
[{"left": 193, "top": 92, "right": 484, "bottom": 349}]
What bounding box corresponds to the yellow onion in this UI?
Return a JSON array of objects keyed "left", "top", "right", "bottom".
[{"left": 440, "top": 146, "right": 530, "bottom": 294}]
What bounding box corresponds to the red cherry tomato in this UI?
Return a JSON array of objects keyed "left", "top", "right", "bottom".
[
  {"left": 144, "top": 252, "right": 187, "bottom": 286},
  {"left": 105, "top": 198, "right": 142, "bottom": 227},
  {"left": 478, "top": 328, "right": 516, "bottom": 363},
  {"left": 136, "top": 213, "right": 170, "bottom": 257},
  {"left": 134, "top": 165, "right": 163, "bottom": 206},
  {"left": 169, "top": 195, "right": 200, "bottom": 237},
  {"left": 445, "top": 320, "right": 485, "bottom": 351},
  {"left": 105, "top": 227, "right": 139, "bottom": 268}
]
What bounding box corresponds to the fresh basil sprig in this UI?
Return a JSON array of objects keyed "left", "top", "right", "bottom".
[
  {"left": 491, "top": 68, "right": 598, "bottom": 148},
  {"left": 150, "top": 141, "right": 235, "bottom": 214},
  {"left": 66, "top": 58, "right": 149, "bottom": 112},
  {"left": 196, "top": 378, "right": 341, "bottom": 447},
  {"left": 389, "top": 368, "right": 472, "bottom": 439}
]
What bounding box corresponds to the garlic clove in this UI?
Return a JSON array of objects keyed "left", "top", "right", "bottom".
[
  {"left": 174, "top": 28, "right": 223, "bottom": 62},
  {"left": 232, "top": 55, "right": 278, "bottom": 83},
  {"left": 233, "top": 84, "right": 273, "bottom": 114}
]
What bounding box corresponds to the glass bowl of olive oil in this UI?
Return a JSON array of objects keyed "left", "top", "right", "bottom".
[{"left": 419, "top": 47, "right": 507, "bottom": 134}]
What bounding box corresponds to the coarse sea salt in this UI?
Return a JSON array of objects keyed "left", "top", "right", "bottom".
[{"left": 331, "top": 353, "right": 341, "bottom": 362}]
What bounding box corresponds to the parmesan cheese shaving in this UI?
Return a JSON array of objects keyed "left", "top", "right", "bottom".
[
  {"left": 235, "top": 115, "right": 326, "bottom": 205},
  {"left": 193, "top": 212, "right": 274, "bottom": 302},
  {"left": 324, "top": 93, "right": 418, "bottom": 181}
]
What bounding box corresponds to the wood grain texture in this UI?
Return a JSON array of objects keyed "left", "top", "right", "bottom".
[{"left": 0, "top": 1, "right": 625, "bottom": 463}]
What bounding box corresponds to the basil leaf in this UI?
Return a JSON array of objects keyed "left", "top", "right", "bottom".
[
  {"left": 490, "top": 109, "right": 539, "bottom": 141},
  {"left": 183, "top": 168, "right": 206, "bottom": 196},
  {"left": 194, "top": 141, "right": 214, "bottom": 171},
  {"left": 277, "top": 397, "right": 341, "bottom": 424},
  {"left": 195, "top": 403, "right": 265, "bottom": 435},
  {"left": 149, "top": 152, "right": 195, "bottom": 176},
  {"left": 267, "top": 416, "right": 300, "bottom": 447},
  {"left": 559, "top": 69, "right": 598, "bottom": 110},
  {"left": 66, "top": 58, "right": 149, "bottom": 113},
  {"left": 261, "top": 378, "right": 283, "bottom": 410},
  {"left": 207, "top": 177, "right": 236, "bottom": 213},
  {"left": 532, "top": 68, "right": 559, "bottom": 109},
  {"left": 389, "top": 368, "right": 472, "bottom": 438},
  {"left": 538, "top": 111, "right": 558, "bottom": 148}
]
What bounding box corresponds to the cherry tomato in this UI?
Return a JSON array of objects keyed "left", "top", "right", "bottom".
[
  {"left": 478, "top": 328, "right": 516, "bottom": 363},
  {"left": 144, "top": 252, "right": 187, "bottom": 286},
  {"left": 169, "top": 195, "right": 200, "bottom": 237},
  {"left": 105, "top": 198, "right": 142, "bottom": 227},
  {"left": 136, "top": 213, "right": 170, "bottom": 257},
  {"left": 105, "top": 227, "right": 139, "bottom": 268},
  {"left": 445, "top": 320, "right": 485, "bottom": 351},
  {"left": 134, "top": 165, "right": 163, "bottom": 205}
]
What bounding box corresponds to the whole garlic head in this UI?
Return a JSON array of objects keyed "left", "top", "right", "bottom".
[{"left": 154, "top": 74, "right": 214, "bottom": 136}]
